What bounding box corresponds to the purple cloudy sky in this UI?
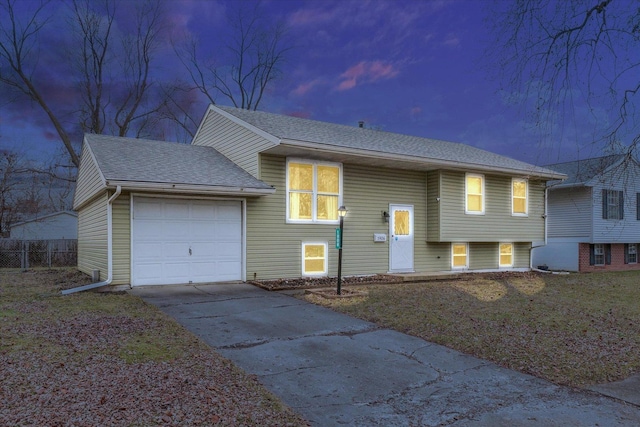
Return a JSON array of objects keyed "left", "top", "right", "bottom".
[{"left": 0, "top": 0, "right": 621, "bottom": 167}]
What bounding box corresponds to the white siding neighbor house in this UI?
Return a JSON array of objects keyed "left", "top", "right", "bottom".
[
  {"left": 71, "top": 105, "right": 564, "bottom": 291},
  {"left": 532, "top": 154, "right": 640, "bottom": 272}
]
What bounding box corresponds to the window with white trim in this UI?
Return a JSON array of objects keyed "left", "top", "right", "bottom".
[
  {"left": 512, "top": 179, "right": 528, "bottom": 216},
  {"left": 499, "top": 243, "right": 513, "bottom": 267},
  {"left": 302, "top": 242, "right": 328, "bottom": 276},
  {"left": 452, "top": 243, "right": 468, "bottom": 269},
  {"left": 287, "top": 160, "right": 342, "bottom": 223},
  {"left": 465, "top": 174, "right": 484, "bottom": 214}
]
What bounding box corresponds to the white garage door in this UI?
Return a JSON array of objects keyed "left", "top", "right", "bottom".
[{"left": 132, "top": 197, "right": 242, "bottom": 286}]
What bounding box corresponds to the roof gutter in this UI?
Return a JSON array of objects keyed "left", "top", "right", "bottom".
[
  {"left": 62, "top": 186, "right": 122, "bottom": 295},
  {"left": 104, "top": 180, "right": 275, "bottom": 196}
]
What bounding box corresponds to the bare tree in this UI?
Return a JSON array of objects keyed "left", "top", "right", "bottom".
[
  {"left": 0, "top": 0, "right": 173, "bottom": 167},
  {"left": 0, "top": 0, "right": 80, "bottom": 166},
  {"left": 0, "top": 150, "right": 24, "bottom": 236},
  {"left": 488, "top": 0, "right": 640, "bottom": 159},
  {"left": 176, "top": 1, "right": 291, "bottom": 119}
]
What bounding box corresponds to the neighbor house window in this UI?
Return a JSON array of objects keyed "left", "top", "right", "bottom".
[
  {"left": 636, "top": 193, "right": 640, "bottom": 220},
  {"left": 288, "top": 160, "right": 341, "bottom": 223},
  {"left": 452, "top": 243, "right": 468, "bottom": 269},
  {"left": 626, "top": 244, "right": 637, "bottom": 264},
  {"left": 465, "top": 174, "right": 484, "bottom": 214},
  {"left": 512, "top": 179, "right": 528, "bottom": 216},
  {"left": 593, "top": 244, "right": 605, "bottom": 266},
  {"left": 602, "top": 189, "right": 623, "bottom": 220},
  {"left": 302, "top": 242, "right": 328, "bottom": 276},
  {"left": 499, "top": 243, "right": 513, "bottom": 267}
]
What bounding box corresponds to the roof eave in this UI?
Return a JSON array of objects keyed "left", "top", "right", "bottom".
[
  {"left": 277, "top": 139, "right": 566, "bottom": 180},
  {"left": 105, "top": 180, "right": 275, "bottom": 196}
]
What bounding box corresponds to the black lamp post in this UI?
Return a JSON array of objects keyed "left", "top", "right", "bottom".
[{"left": 336, "top": 205, "right": 348, "bottom": 295}]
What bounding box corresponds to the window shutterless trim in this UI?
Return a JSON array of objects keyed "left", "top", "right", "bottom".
[
  {"left": 511, "top": 178, "right": 528, "bottom": 217},
  {"left": 499, "top": 242, "right": 514, "bottom": 268},
  {"left": 465, "top": 173, "right": 485, "bottom": 215},
  {"left": 286, "top": 158, "right": 342, "bottom": 224},
  {"left": 301, "top": 242, "right": 328, "bottom": 277},
  {"left": 451, "top": 243, "right": 469, "bottom": 269}
]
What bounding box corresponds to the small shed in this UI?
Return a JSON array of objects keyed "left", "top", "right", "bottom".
[{"left": 10, "top": 211, "right": 78, "bottom": 240}]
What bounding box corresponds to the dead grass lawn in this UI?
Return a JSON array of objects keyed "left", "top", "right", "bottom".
[
  {"left": 302, "top": 271, "right": 640, "bottom": 388},
  {"left": 0, "top": 269, "right": 306, "bottom": 426}
]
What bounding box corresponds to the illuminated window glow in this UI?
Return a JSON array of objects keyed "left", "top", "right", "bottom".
[
  {"left": 452, "top": 243, "right": 468, "bottom": 269},
  {"left": 302, "top": 242, "right": 328, "bottom": 276},
  {"left": 499, "top": 243, "right": 513, "bottom": 267},
  {"left": 288, "top": 160, "right": 341, "bottom": 222},
  {"left": 465, "top": 174, "right": 484, "bottom": 214},
  {"left": 512, "top": 179, "right": 528, "bottom": 215}
]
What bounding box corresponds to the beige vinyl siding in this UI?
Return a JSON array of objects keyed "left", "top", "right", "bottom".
[
  {"left": 246, "top": 155, "right": 429, "bottom": 279},
  {"left": 73, "top": 144, "right": 105, "bottom": 210},
  {"left": 77, "top": 192, "right": 108, "bottom": 280},
  {"left": 424, "top": 242, "right": 451, "bottom": 271},
  {"left": 426, "top": 171, "right": 440, "bottom": 241},
  {"left": 191, "top": 108, "right": 277, "bottom": 178},
  {"left": 547, "top": 187, "right": 591, "bottom": 238},
  {"left": 438, "top": 171, "right": 545, "bottom": 242},
  {"left": 469, "top": 242, "right": 497, "bottom": 269},
  {"left": 514, "top": 242, "right": 531, "bottom": 268},
  {"left": 112, "top": 192, "right": 131, "bottom": 284}
]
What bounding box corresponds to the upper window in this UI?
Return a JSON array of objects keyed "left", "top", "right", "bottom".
[
  {"left": 465, "top": 174, "right": 484, "bottom": 214},
  {"left": 452, "top": 243, "right": 468, "bottom": 269},
  {"left": 602, "top": 189, "right": 623, "bottom": 220},
  {"left": 512, "top": 179, "right": 528, "bottom": 216},
  {"left": 499, "top": 243, "right": 513, "bottom": 267},
  {"left": 287, "top": 160, "right": 342, "bottom": 223}
]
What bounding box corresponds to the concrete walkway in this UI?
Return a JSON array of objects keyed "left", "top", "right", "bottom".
[{"left": 131, "top": 283, "right": 640, "bottom": 426}]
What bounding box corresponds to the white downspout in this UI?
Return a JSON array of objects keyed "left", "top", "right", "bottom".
[
  {"left": 530, "top": 186, "right": 549, "bottom": 270},
  {"left": 62, "top": 186, "right": 122, "bottom": 295}
]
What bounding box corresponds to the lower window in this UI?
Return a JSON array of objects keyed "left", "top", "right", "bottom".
[
  {"left": 499, "top": 243, "right": 513, "bottom": 267},
  {"left": 302, "top": 242, "right": 328, "bottom": 276},
  {"left": 452, "top": 243, "right": 468, "bottom": 269},
  {"left": 627, "top": 244, "right": 637, "bottom": 264},
  {"left": 594, "top": 244, "right": 605, "bottom": 266}
]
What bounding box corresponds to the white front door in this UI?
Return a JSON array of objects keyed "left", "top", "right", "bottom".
[{"left": 389, "top": 204, "right": 414, "bottom": 272}]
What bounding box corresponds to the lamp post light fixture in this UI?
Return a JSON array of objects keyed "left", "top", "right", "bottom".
[{"left": 336, "top": 205, "right": 348, "bottom": 295}]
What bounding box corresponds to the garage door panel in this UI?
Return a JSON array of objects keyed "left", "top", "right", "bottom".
[
  {"left": 132, "top": 197, "right": 243, "bottom": 286},
  {"left": 135, "top": 200, "right": 164, "bottom": 218},
  {"left": 217, "top": 203, "right": 241, "bottom": 219},
  {"left": 216, "top": 222, "right": 242, "bottom": 240},
  {"left": 191, "top": 203, "right": 216, "bottom": 219},
  {"left": 164, "top": 242, "right": 190, "bottom": 258},
  {"left": 164, "top": 202, "right": 190, "bottom": 219}
]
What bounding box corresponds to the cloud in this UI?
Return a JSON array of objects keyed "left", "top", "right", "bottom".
[
  {"left": 336, "top": 61, "right": 400, "bottom": 91},
  {"left": 292, "top": 78, "right": 324, "bottom": 96}
]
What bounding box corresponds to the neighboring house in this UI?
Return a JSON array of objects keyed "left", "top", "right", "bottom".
[
  {"left": 9, "top": 211, "right": 78, "bottom": 240},
  {"left": 73, "top": 105, "right": 564, "bottom": 287},
  {"left": 532, "top": 154, "right": 640, "bottom": 272}
]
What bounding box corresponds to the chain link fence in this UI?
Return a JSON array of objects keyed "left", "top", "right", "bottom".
[{"left": 0, "top": 239, "right": 77, "bottom": 269}]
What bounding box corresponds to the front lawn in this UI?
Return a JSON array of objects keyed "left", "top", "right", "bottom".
[
  {"left": 301, "top": 271, "right": 640, "bottom": 387},
  {"left": 0, "top": 269, "right": 307, "bottom": 426}
]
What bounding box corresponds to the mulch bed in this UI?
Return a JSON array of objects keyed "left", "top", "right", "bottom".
[{"left": 250, "top": 274, "right": 402, "bottom": 291}]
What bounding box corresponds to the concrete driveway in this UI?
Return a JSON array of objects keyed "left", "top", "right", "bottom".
[{"left": 131, "top": 283, "right": 640, "bottom": 426}]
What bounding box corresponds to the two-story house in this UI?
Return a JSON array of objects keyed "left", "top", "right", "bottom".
[
  {"left": 532, "top": 154, "right": 640, "bottom": 272},
  {"left": 71, "top": 105, "right": 564, "bottom": 290}
]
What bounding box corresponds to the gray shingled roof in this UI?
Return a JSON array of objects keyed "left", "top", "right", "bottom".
[
  {"left": 85, "top": 134, "right": 273, "bottom": 190},
  {"left": 216, "top": 105, "right": 563, "bottom": 178},
  {"left": 545, "top": 155, "right": 626, "bottom": 186}
]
